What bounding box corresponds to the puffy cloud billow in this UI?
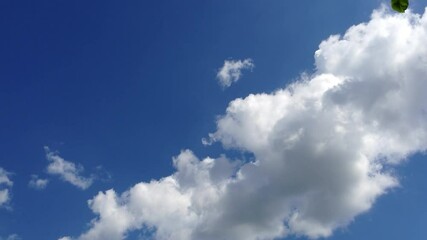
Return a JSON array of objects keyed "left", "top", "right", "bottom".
[{"left": 63, "top": 7, "right": 427, "bottom": 240}]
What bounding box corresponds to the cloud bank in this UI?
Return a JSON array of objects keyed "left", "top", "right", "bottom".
[
  {"left": 63, "top": 7, "right": 427, "bottom": 240},
  {"left": 0, "top": 167, "right": 13, "bottom": 207},
  {"left": 217, "top": 58, "right": 254, "bottom": 88},
  {"left": 45, "top": 147, "right": 93, "bottom": 190}
]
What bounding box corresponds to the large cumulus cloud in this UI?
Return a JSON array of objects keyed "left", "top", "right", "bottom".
[{"left": 62, "top": 7, "right": 427, "bottom": 240}]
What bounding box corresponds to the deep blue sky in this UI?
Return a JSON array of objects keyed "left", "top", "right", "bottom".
[{"left": 1, "top": 0, "right": 426, "bottom": 239}]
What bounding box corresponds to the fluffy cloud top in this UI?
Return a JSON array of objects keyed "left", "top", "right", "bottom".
[
  {"left": 28, "top": 175, "right": 49, "bottom": 190},
  {"left": 45, "top": 147, "right": 93, "bottom": 190},
  {"left": 63, "top": 7, "right": 427, "bottom": 240},
  {"left": 0, "top": 167, "right": 13, "bottom": 207},
  {"left": 217, "top": 58, "right": 254, "bottom": 88}
]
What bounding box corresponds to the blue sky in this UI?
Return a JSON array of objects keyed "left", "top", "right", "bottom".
[{"left": 1, "top": 1, "right": 427, "bottom": 239}]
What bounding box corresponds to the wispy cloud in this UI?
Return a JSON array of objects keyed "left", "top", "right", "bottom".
[
  {"left": 45, "top": 147, "right": 93, "bottom": 190},
  {"left": 217, "top": 58, "right": 254, "bottom": 88},
  {"left": 28, "top": 175, "right": 49, "bottom": 190},
  {"left": 0, "top": 168, "right": 13, "bottom": 207},
  {"left": 63, "top": 8, "right": 427, "bottom": 240},
  {"left": 0, "top": 234, "right": 21, "bottom": 240}
]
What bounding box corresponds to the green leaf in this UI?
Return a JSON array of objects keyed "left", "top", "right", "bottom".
[{"left": 391, "top": 0, "right": 409, "bottom": 13}]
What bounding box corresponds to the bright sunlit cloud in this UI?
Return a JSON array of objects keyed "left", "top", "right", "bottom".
[{"left": 62, "top": 7, "right": 427, "bottom": 240}]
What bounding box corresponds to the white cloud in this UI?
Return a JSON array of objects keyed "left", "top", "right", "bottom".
[
  {"left": 0, "top": 189, "right": 10, "bottom": 207},
  {"left": 45, "top": 147, "right": 93, "bottom": 190},
  {"left": 0, "top": 168, "right": 13, "bottom": 207},
  {"left": 0, "top": 168, "right": 12, "bottom": 187},
  {"left": 63, "top": 7, "right": 427, "bottom": 240},
  {"left": 28, "top": 174, "right": 49, "bottom": 190},
  {"left": 217, "top": 58, "right": 254, "bottom": 88},
  {"left": 63, "top": 151, "right": 234, "bottom": 240},
  {"left": 58, "top": 237, "right": 72, "bottom": 240}
]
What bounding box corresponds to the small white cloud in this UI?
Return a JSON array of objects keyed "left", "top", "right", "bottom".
[
  {"left": 217, "top": 58, "right": 254, "bottom": 88},
  {"left": 0, "top": 168, "right": 13, "bottom": 207},
  {"left": 0, "top": 189, "right": 10, "bottom": 207},
  {"left": 201, "top": 133, "right": 215, "bottom": 146},
  {"left": 0, "top": 168, "right": 13, "bottom": 187},
  {"left": 28, "top": 175, "right": 49, "bottom": 190},
  {"left": 45, "top": 147, "right": 93, "bottom": 190}
]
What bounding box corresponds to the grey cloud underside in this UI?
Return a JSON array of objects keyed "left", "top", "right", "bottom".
[{"left": 64, "top": 7, "right": 427, "bottom": 240}]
